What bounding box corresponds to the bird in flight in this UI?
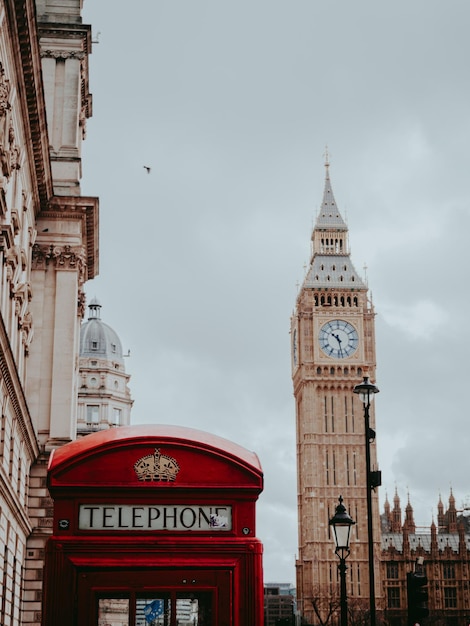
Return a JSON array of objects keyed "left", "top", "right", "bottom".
[{"left": 143, "top": 166, "right": 151, "bottom": 174}]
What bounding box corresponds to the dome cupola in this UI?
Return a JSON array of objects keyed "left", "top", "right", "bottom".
[
  {"left": 80, "top": 299, "right": 124, "bottom": 363},
  {"left": 77, "top": 299, "right": 133, "bottom": 436}
]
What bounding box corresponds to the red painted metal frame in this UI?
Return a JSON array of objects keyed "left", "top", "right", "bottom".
[{"left": 42, "top": 425, "right": 264, "bottom": 626}]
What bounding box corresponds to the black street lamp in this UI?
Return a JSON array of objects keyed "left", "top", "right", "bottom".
[
  {"left": 353, "top": 375, "right": 380, "bottom": 626},
  {"left": 329, "top": 496, "right": 355, "bottom": 626}
]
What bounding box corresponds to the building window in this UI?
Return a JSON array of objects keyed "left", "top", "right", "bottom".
[
  {"left": 112, "top": 408, "right": 122, "bottom": 426},
  {"left": 91, "top": 341, "right": 98, "bottom": 350},
  {"left": 86, "top": 405, "right": 100, "bottom": 425},
  {"left": 386, "top": 562, "right": 399, "bottom": 579},
  {"left": 387, "top": 586, "right": 400, "bottom": 608},
  {"left": 444, "top": 587, "right": 457, "bottom": 608},
  {"left": 443, "top": 564, "right": 455, "bottom": 580}
]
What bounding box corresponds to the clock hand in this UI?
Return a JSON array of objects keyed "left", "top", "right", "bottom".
[{"left": 332, "top": 333, "right": 342, "bottom": 345}]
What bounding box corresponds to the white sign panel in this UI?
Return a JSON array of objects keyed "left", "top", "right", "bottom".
[{"left": 79, "top": 504, "right": 232, "bottom": 531}]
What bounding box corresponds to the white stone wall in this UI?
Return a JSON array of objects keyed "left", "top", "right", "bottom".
[
  {"left": 77, "top": 355, "right": 133, "bottom": 433},
  {"left": 0, "top": 0, "right": 97, "bottom": 624}
]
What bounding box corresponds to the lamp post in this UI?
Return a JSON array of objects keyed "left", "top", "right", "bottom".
[
  {"left": 353, "top": 375, "right": 380, "bottom": 626},
  {"left": 329, "top": 495, "right": 355, "bottom": 626}
]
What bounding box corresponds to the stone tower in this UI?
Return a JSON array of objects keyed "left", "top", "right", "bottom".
[
  {"left": 77, "top": 299, "right": 133, "bottom": 435},
  {"left": 291, "top": 157, "right": 381, "bottom": 622}
]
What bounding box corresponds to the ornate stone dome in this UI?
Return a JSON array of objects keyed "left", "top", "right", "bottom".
[{"left": 79, "top": 298, "right": 124, "bottom": 362}]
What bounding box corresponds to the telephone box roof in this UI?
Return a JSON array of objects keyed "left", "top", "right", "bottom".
[{"left": 49, "top": 424, "right": 263, "bottom": 477}]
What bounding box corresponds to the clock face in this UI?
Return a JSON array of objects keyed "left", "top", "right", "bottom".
[{"left": 319, "top": 320, "right": 358, "bottom": 359}]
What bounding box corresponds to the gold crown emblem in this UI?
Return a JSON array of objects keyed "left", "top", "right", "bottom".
[{"left": 134, "top": 448, "right": 180, "bottom": 482}]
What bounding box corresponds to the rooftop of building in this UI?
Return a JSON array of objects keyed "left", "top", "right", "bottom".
[{"left": 79, "top": 299, "right": 125, "bottom": 363}]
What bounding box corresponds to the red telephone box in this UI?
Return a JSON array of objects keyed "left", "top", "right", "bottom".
[{"left": 42, "top": 424, "right": 264, "bottom": 625}]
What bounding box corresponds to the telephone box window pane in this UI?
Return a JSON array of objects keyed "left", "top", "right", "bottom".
[
  {"left": 136, "top": 597, "right": 168, "bottom": 625},
  {"left": 176, "top": 592, "right": 212, "bottom": 625},
  {"left": 98, "top": 598, "right": 129, "bottom": 625}
]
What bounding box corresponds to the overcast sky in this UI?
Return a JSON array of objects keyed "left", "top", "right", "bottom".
[{"left": 80, "top": 1, "right": 470, "bottom": 583}]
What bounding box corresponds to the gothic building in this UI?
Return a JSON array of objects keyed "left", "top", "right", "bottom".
[
  {"left": 291, "top": 157, "right": 381, "bottom": 623},
  {"left": 0, "top": 1, "right": 98, "bottom": 624},
  {"left": 381, "top": 490, "right": 470, "bottom": 626}
]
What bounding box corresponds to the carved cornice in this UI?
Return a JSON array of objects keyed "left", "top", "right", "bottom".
[
  {"left": 40, "top": 50, "right": 85, "bottom": 60},
  {"left": 6, "top": 0, "right": 53, "bottom": 208},
  {"left": 32, "top": 243, "right": 87, "bottom": 281},
  {"left": 38, "top": 195, "right": 99, "bottom": 279}
]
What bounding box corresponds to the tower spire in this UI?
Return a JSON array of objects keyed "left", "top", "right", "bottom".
[
  {"left": 323, "top": 144, "right": 330, "bottom": 171},
  {"left": 315, "top": 150, "right": 345, "bottom": 230},
  {"left": 303, "top": 157, "right": 366, "bottom": 290}
]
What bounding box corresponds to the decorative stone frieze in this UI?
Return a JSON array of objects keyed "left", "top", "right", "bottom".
[
  {"left": 31, "top": 242, "right": 87, "bottom": 279},
  {"left": 40, "top": 49, "right": 85, "bottom": 60}
]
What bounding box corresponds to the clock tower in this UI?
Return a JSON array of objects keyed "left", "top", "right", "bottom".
[{"left": 291, "top": 157, "right": 381, "bottom": 622}]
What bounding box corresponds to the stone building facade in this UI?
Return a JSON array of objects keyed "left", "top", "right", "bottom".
[
  {"left": 0, "top": 1, "right": 98, "bottom": 624},
  {"left": 381, "top": 490, "right": 470, "bottom": 626},
  {"left": 291, "top": 157, "right": 381, "bottom": 624}
]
